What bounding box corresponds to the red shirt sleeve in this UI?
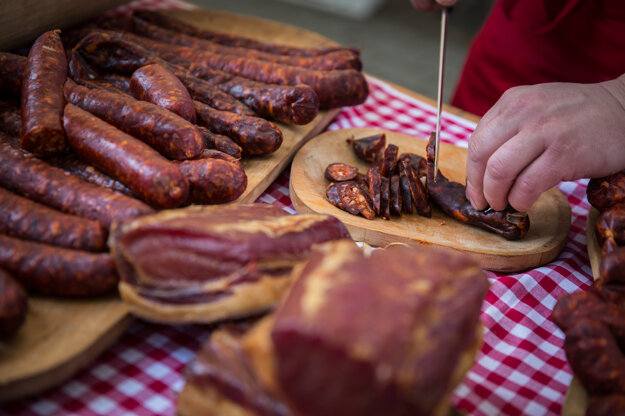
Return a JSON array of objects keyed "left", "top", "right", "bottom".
[{"left": 451, "top": 0, "right": 625, "bottom": 116}]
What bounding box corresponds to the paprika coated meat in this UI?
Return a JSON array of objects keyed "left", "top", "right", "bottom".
[
  {"left": 0, "top": 187, "right": 107, "bottom": 251},
  {"left": 63, "top": 104, "right": 189, "bottom": 209},
  {"left": 134, "top": 11, "right": 358, "bottom": 57},
  {"left": 73, "top": 32, "right": 256, "bottom": 116},
  {"left": 21, "top": 30, "right": 68, "bottom": 156},
  {"left": 324, "top": 163, "right": 358, "bottom": 182},
  {"left": 130, "top": 63, "right": 196, "bottom": 123},
  {"left": 0, "top": 234, "right": 118, "bottom": 297},
  {"left": 0, "top": 268, "right": 27, "bottom": 337},
  {"left": 326, "top": 181, "right": 375, "bottom": 220},
  {"left": 131, "top": 15, "right": 361, "bottom": 71},
  {"left": 194, "top": 100, "right": 283, "bottom": 156},
  {"left": 144, "top": 39, "right": 368, "bottom": 108},
  {"left": 196, "top": 125, "right": 242, "bottom": 159},
  {"left": 174, "top": 154, "right": 247, "bottom": 204},
  {"left": 64, "top": 81, "right": 203, "bottom": 160},
  {"left": 104, "top": 31, "right": 320, "bottom": 125},
  {"left": 425, "top": 133, "right": 530, "bottom": 240},
  {"left": 0, "top": 133, "right": 154, "bottom": 229}
]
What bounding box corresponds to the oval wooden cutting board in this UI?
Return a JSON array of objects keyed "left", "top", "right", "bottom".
[
  {"left": 0, "top": 7, "right": 346, "bottom": 402},
  {"left": 290, "top": 128, "right": 572, "bottom": 272}
]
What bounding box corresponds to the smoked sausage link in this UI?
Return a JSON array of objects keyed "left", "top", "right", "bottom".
[
  {"left": 0, "top": 133, "right": 154, "bottom": 229},
  {"left": 63, "top": 103, "right": 189, "bottom": 209},
  {"left": 194, "top": 100, "right": 282, "bottom": 156},
  {"left": 21, "top": 30, "right": 69, "bottom": 156},
  {"left": 134, "top": 11, "right": 358, "bottom": 57},
  {"left": 130, "top": 63, "right": 196, "bottom": 123},
  {"left": 175, "top": 155, "right": 247, "bottom": 204},
  {"left": 64, "top": 81, "right": 204, "bottom": 160},
  {"left": 0, "top": 187, "right": 107, "bottom": 251},
  {"left": 131, "top": 15, "right": 361, "bottom": 71},
  {"left": 0, "top": 234, "right": 118, "bottom": 296}
]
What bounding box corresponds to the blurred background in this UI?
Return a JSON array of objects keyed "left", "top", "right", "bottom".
[{"left": 193, "top": 0, "right": 495, "bottom": 103}]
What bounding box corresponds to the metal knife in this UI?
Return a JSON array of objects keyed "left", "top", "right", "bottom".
[{"left": 433, "top": 7, "right": 449, "bottom": 182}]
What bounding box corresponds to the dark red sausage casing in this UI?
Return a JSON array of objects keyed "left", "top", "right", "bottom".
[
  {"left": 63, "top": 103, "right": 189, "bottom": 209},
  {"left": 0, "top": 234, "right": 118, "bottom": 297},
  {"left": 0, "top": 132, "right": 154, "bottom": 229},
  {"left": 65, "top": 81, "right": 204, "bottom": 160},
  {"left": 196, "top": 125, "right": 242, "bottom": 159},
  {"left": 130, "top": 63, "right": 196, "bottom": 123},
  {"left": 175, "top": 153, "right": 247, "bottom": 204},
  {"left": 21, "top": 30, "right": 69, "bottom": 156},
  {"left": 0, "top": 187, "right": 107, "bottom": 251},
  {"left": 0, "top": 267, "right": 28, "bottom": 337},
  {"left": 194, "top": 100, "right": 283, "bottom": 156}
]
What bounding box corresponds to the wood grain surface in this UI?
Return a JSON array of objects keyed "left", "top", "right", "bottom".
[
  {"left": 290, "top": 128, "right": 572, "bottom": 272},
  {"left": 0, "top": 7, "right": 345, "bottom": 402},
  {"left": 561, "top": 207, "right": 602, "bottom": 416}
]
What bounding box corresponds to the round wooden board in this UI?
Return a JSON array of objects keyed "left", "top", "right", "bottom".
[
  {"left": 290, "top": 128, "right": 572, "bottom": 272},
  {"left": 561, "top": 207, "right": 601, "bottom": 416},
  {"left": 0, "top": 295, "right": 131, "bottom": 403}
]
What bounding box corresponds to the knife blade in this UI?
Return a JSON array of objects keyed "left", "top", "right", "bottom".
[{"left": 433, "top": 7, "right": 449, "bottom": 182}]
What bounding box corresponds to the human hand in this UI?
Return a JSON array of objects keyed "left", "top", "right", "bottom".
[
  {"left": 465, "top": 75, "right": 625, "bottom": 212},
  {"left": 410, "top": 0, "right": 457, "bottom": 11}
]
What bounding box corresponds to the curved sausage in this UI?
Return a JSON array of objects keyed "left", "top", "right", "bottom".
[
  {"left": 130, "top": 63, "right": 196, "bottom": 123},
  {"left": 64, "top": 81, "right": 204, "bottom": 160},
  {"left": 425, "top": 133, "right": 530, "bottom": 240},
  {"left": 74, "top": 31, "right": 255, "bottom": 116},
  {"left": 46, "top": 153, "right": 134, "bottom": 196},
  {"left": 0, "top": 52, "right": 26, "bottom": 97},
  {"left": 78, "top": 31, "right": 320, "bottom": 124},
  {"left": 68, "top": 50, "right": 131, "bottom": 95},
  {"left": 134, "top": 11, "right": 358, "bottom": 57},
  {"left": 148, "top": 40, "right": 368, "bottom": 108},
  {"left": 0, "top": 103, "right": 134, "bottom": 196},
  {"left": 174, "top": 155, "right": 247, "bottom": 204},
  {"left": 63, "top": 103, "right": 189, "bottom": 209},
  {"left": 194, "top": 100, "right": 283, "bottom": 156},
  {"left": 0, "top": 268, "right": 28, "bottom": 337},
  {"left": 0, "top": 134, "right": 154, "bottom": 229},
  {"left": 131, "top": 15, "right": 361, "bottom": 71},
  {"left": 21, "top": 30, "right": 68, "bottom": 156},
  {"left": 0, "top": 234, "right": 118, "bottom": 296},
  {"left": 0, "top": 187, "right": 107, "bottom": 251},
  {"left": 196, "top": 125, "right": 242, "bottom": 159}
]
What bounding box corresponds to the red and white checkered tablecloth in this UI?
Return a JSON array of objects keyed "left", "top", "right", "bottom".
[{"left": 0, "top": 2, "right": 595, "bottom": 415}]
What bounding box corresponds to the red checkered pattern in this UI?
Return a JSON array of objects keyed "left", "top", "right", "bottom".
[{"left": 1, "top": 2, "right": 593, "bottom": 414}]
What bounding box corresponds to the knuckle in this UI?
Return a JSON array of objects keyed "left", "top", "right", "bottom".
[{"left": 485, "top": 154, "right": 509, "bottom": 182}]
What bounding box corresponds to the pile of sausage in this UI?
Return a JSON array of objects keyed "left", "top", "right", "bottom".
[
  {"left": 551, "top": 171, "right": 625, "bottom": 415},
  {"left": 0, "top": 12, "right": 368, "bottom": 337},
  {"left": 324, "top": 133, "right": 530, "bottom": 240}
]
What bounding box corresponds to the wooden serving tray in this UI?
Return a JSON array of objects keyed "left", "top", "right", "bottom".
[
  {"left": 561, "top": 207, "right": 601, "bottom": 416},
  {"left": 290, "top": 128, "right": 572, "bottom": 272},
  {"left": 0, "top": 7, "right": 347, "bottom": 402}
]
